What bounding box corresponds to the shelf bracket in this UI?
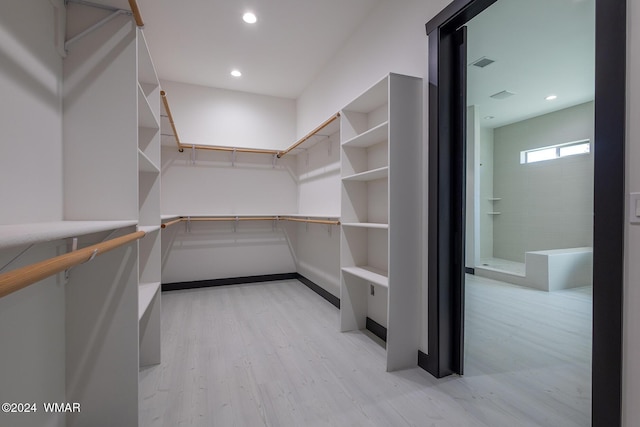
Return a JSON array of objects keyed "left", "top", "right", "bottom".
[
  {"left": 328, "top": 222, "right": 332, "bottom": 237},
  {"left": 272, "top": 154, "right": 277, "bottom": 169},
  {"left": 64, "top": 0, "right": 133, "bottom": 52},
  {"left": 0, "top": 244, "right": 35, "bottom": 275},
  {"left": 64, "top": 237, "right": 79, "bottom": 279},
  {"left": 191, "top": 144, "right": 196, "bottom": 165},
  {"left": 186, "top": 216, "right": 191, "bottom": 233},
  {"left": 327, "top": 139, "right": 333, "bottom": 157},
  {"left": 234, "top": 216, "right": 239, "bottom": 233},
  {"left": 84, "top": 249, "right": 98, "bottom": 263},
  {"left": 306, "top": 218, "right": 309, "bottom": 232},
  {"left": 232, "top": 148, "right": 237, "bottom": 167}
]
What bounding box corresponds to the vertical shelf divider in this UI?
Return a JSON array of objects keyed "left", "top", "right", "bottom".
[{"left": 339, "top": 73, "right": 422, "bottom": 371}]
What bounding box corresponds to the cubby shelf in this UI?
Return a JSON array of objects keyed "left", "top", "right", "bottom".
[
  {"left": 342, "top": 121, "right": 388, "bottom": 148},
  {"left": 342, "top": 266, "right": 389, "bottom": 288},
  {"left": 342, "top": 166, "right": 389, "bottom": 182},
  {"left": 138, "top": 84, "right": 160, "bottom": 130},
  {"left": 138, "top": 281, "right": 160, "bottom": 320},
  {"left": 138, "top": 149, "right": 160, "bottom": 173},
  {"left": 136, "top": 26, "right": 162, "bottom": 371}
]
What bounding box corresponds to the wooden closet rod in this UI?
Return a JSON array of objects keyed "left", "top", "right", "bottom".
[
  {"left": 189, "top": 216, "right": 277, "bottom": 222},
  {"left": 165, "top": 109, "right": 340, "bottom": 159},
  {"left": 161, "top": 216, "right": 341, "bottom": 228},
  {"left": 186, "top": 145, "right": 280, "bottom": 156},
  {"left": 161, "top": 218, "right": 182, "bottom": 229},
  {"left": 128, "top": 0, "right": 144, "bottom": 27},
  {"left": 279, "top": 216, "right": 341, "bottom": 226},
  {"left": 161, "top": 91, "right": 184, "bottom": 152},
  {"left": 277, "top": 112, "right": 341, "bottom": 158},
  {"left": 0, "top": 231, "right": 145, "bottom": 299}
]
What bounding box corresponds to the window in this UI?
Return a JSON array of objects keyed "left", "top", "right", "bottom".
[{"left": 520, "top": 139, "right": 590, "bottom": 164}]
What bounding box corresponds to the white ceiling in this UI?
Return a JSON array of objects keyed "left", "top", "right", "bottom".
[
  {"left": 79, "top": 0, "right": 594, "bottom": 128},
  {"left": 129, "top": 0, "right": 381, "bottom": 99},
  {"left": 466, "top": 0, "right": 595, "bottom": 129}
]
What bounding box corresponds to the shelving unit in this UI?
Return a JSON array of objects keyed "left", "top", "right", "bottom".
[
  {"left": 340, "top": 73, "right": 422, "bottom": 371},
  {"left": 62, "top": 5, "right": 147, "bottom": 424},
  {"left": 137, "top": 30, "right": 162, "bottom": 367}
]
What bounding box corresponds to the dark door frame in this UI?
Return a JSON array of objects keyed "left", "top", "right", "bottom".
[{"left": 422, "top": 0, "right": 626, "bottom": 425}]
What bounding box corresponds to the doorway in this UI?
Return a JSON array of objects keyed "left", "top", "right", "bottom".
[{"left": 424, "top": 0, "right": 625, "bottom": 426}]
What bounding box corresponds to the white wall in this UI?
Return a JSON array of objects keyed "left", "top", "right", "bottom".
[
  {"left": 479, "top": 126, "right": 494, "bottom": 260},
  {"left": 296, "top": 0, "right": 450, "bottom": 137},
  {"left": 296, "top": 131, "right": 341, "bottom": 216},
  {"left": 0, "top": 0, "right": 63, "bottom": 224},
  {"left": 296, "top": 0, "right": 450, "bottom": 356},
  {"left": 624, "top": 0, "right": 640, "bottom": 424},
  {"left": 466, "top": 105, "right": 481, "bottom": 268},
  {"left": 159, "top": 82, "right": 299, "bottom": 283},
  {"left": 293, "top": 129, "right": 342, "bottom": 297},
  {"left": 160, "top": 80, "right": 296, "bottom": 150},
  {"left": 492, "top": 102, "right": 594, "bottom": 262},
  {"left": 0, "top": 3, "right": 65, "bottom": 426}
]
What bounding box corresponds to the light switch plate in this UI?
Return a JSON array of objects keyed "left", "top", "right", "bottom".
[{"left": 630, "top": 193, "right": 640, "bottom": 224}]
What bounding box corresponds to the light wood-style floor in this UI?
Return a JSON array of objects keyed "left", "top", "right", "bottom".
[{"left": 139, "top": 277, "right": 591, "bottom": 426}]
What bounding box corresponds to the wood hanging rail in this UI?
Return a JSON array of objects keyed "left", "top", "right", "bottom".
[
  {"left": 186, "top": 145, "right": 280, "bottom": 156},
  {"left": 161, "top": 218, "right": 182, "bottom": 229},
  {"left": 0, "top": 231, "right": 145, "bottom": 299},
  {"left": 279, "top": 216, "right": 341, "bottom": 226},
  {"left": 161, "top": 216, "right": 340, "bottom": 228},
  {"left": 161, "top": 91, "right": 184, "bottom": 152},
  {"left": 277, "top": 112, "right": 341, "bottom": 158},
  {"left": 160, "top": 95, "right": 340, "bottom": 159},
  {"left": 128, "top": 0, "right": 144, "bottom": 27}
]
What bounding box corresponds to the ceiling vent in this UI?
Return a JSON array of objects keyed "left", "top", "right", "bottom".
[
  {"left": 490, "top": 90, "right": 516, "bottom": 100},
  {"left": 470, "top": 57, "right": 495, "bottom": 68}
]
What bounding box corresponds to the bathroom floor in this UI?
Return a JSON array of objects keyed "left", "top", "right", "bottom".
[
  {"left": 478, "top": 257, "right": 526, "bottom": 276},
  {"left": 465, "top": 274, "right": 592, "bottom": 426}
]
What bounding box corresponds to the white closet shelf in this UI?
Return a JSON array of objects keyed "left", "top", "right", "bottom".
[
  {"left": 138, "top": 281, "right": 160, "bottom": 321},
  {"left": 342, "top": 166, "right": 389, "bottom": 182},
  {"left": 137, "top": 31, "right": 159, "bottom": 86},
  {"left": 138, "top": 149, "right": 160, "bottom": 173},
  {"left": 138, "top": 225, "right": 160, "bottom": 233},
  {"left": 342, "top": 266, "right": 389, "bottom": 288},
  {"left": 161, "top": 214, "right": 180, "bottom": 220},
  {"left": 138, "top": 84, "right": 160, "bottom": 129},
  {"left": 341, "top": 222, "right": 388, "bottom": 229},
  {"left": 342, "top": 121, "right": 388, "bottom": 148},
  {"left": 343, "top": 76, "right": 388, "bottom": 113},
  {"left": 0, "top": 220, "right": 138, "bottom": 250}
]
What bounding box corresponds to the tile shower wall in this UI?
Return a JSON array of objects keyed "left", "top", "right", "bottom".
[{"left": 492, "top": 101, "right": 594, "bottom": 263}]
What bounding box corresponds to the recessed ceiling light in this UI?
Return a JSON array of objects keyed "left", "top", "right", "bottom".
[
  {"left": 545, "top": 94, "right": 558, "bottom": 101},
  {"left": 231, "top": 69, "right": 242, "bottom": 77},
  {"left": 243, "top": 12, "right": 257, "bottom": 24},
  {"left": 484, "top": 116, "right": 495, "bottom": 120}
]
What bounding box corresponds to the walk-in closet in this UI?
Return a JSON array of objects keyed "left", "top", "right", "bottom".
[{"left": 0, "top": 0, "right": 637, "bottom": 426}]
